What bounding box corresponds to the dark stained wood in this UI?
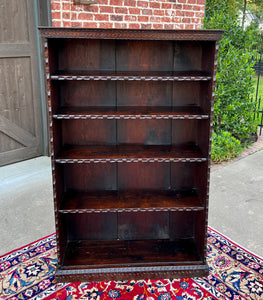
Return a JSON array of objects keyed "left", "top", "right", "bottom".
[
  {"left": 65, "top": 213, "right": 117, "bottom": 241},
  {"left": 171, "top": 162, "right": 206, "bottom": 194},
  {"left": 55, "top": 264, "right": 209, "bottom": 282},
  {"left": 41, "top": 28, "right": 222, "bottom": 282},
  {"left": 118, "top": 119, "right": 171, "bottom": 145},
  {"left": 173, "top": 41, "right": 202, "bottom": 71},
  {"left": 63, "top": 163, "right": 117, "bottom": 191},
  {"left": 118, "top": 162, "right": 170, "bottom": 190},
  {"left": 39, "top": 27, "right": 224, "bottom": 41},
  {"left": 117, "top": 81, "right": 172, "bottom": 107},
  {"left": 53, "top": 106, "right": 208, "bottom": 119},
  {"left": 56, "top": 144, "right": 205, "bottom": 161},
  {"left": 55, "top": 39, "right": 115, "bottom": 71},
  {"left": 118, "top": 212, "right": 170, "bottom": 240},
  {"left": 173, "top": 82, "right": 201, "bottom": 107},
  {"left": 63, "top": 239, "right": 202, "bottom": 267},
  {"left": 50, "top": 70, "right": 212, "bottom": 80},
  {"left": 59, "top": 189, "right": 203, "bottom": 213},
  {"left": 116, "top": 40, "right": 173, "bottom": 72},
  {"left": 58, "top": 81, "right": 116, "bottom": 107},
  {"left": 61, "top": 119, "right": 116, "bottom": 146}
]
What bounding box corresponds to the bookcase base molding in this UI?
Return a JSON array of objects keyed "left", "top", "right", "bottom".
[
  {"left": 55, "top": 264, "right": 209, "bottom": 283},
  {"left": 40, "top": 27, "right": 223, "bottom": 282}
]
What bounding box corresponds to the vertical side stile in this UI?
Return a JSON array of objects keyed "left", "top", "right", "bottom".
[
  {"left": 44, "top": 38, "right": 62, "bottom": 265},
  {"left": 203, "top": 40, "right": 219, "bottom": 261}
]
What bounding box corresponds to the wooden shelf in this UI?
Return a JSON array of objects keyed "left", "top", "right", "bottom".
[
  {"left": 51, "top": 71, "right": 212, "bottom": 81},
  {"left": 41, "top": 28, "right": 222, "bottom": 282},
  {"left": 62, "top": 238, "right": 202, "bottom": 267},
  {"left": 53, "top": 106, "right": 209, "bottom": 120},
  {"left": 59, "top": 190, "right": 204, "bottom": 213},
  {"left": 55, "top": 144, "right": 207, "bottom": 163}
]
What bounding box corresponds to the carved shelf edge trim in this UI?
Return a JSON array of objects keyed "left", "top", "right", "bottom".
[
  {"left": 39, "top": 27, "right": 224, "bottom": 41},
  {"left": 53, "top": 114, "right": 209, "bottom": 120},
  {"left": 50, "top": 75, "right": 212, "bottom": 81},
  {"left": 55, "top": 158, "right": 208, "bottom": 163},
  {"left": 58, "top": 206, "right": 205, "bottom": 214}
]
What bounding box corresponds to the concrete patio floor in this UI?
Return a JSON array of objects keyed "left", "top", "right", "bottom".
[{"left": 0, "top": 151, "right": 263, "bottom": 257}]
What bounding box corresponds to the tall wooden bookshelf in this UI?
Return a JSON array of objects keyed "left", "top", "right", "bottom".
[{"left": 40, "top": 28, "right": 223, "bottom": 282}]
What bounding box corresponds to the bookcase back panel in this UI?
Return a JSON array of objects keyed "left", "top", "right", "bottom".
[
  {"left": 169, "top": 211, "right": 197, "bottom": 239},
  {"left": 118, "top": 212, "right": 169, "bottom": 240},
  {"left": 116, "top": 40, "right": 173, "bottom": 72},
  {"left": 173, "top": 42, "right": 202, "bottom": 72},
  {"left": 64, "top": 164, "right": 117, "bottom": 191},
  {"left": 118, "top": 162, "right": 170, "bottom": 190},
  {"left": 118, "top": 119, "right": 171, "bottom": 145},
  {"left": 65, "top": 213, "right": 117, "bottom": 241},
  {"left": 117, "top": 81, "right": 172, "bottom": 107},
  {"left": 173, "top": 81, "right": 201, "bottom": 107},
  {"left": 171, "top": 162, "right": 206, "bottom": 195},
  {"left": 58, "top": 162, "right": 207, "bottom": 194},
  {"left": 53, "top": 80, "right": 209, "bottom": 110},
  {"left": 59, "top": 81, "right": 116, "bottom": 107},
  {"left": 53, "top": 39, "right": 115, "bottom": 71},
  {"left": 172, "top": 119, "right": 209, "bottom": 150},
  {"left": 59, "top": 119, "right": 206, "bottom": 147},
  {"left": 64, "top": 212, "right": 201, "bottom": 242},
  {"left": 172, "top": 120, "right": 198, "bottom": 145},
  {"left": 62, "top": 119, "right": 116, "bottom": 145}
]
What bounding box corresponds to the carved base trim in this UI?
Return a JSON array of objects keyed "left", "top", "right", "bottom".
[{"left": 55, "top": 263, "right": 209, "bottom": 282}]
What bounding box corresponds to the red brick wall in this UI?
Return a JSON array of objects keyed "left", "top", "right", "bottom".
[{"left": 51, "top": 0, "right": 206, "bottom": 30}]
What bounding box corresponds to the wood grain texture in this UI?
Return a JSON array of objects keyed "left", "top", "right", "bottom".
[
  {"left": 62, "top": 239, "right": 201, "bottom": 267},
  {"left": 0, "top": 0, "right": 42, "bottom": 166},
  {"left": 59, "top": 190, "right": 204, "bottom": 213},
  {"left": 55, "top": 265, "right": 209, "bottom": 282},
  {"left": 0, "top": 1, "right": 29, "bottom": 43},
  {"left": 53, "top": 106, "right": 209, "bottom": 119},
  {"left": 39, "top": 27, "right": 224, "bottom": 41},
  {"left": 42, "top": 28, "right": 222, "bottom": 282},
  {"left": 56, "top": 144, "right": 206, "bottom": 161}
]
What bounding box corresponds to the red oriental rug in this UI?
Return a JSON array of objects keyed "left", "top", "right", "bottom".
[{"left": 0, "top": 227, "right": 262, "bottom": 300}]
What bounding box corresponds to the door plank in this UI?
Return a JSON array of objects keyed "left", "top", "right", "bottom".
[
  {"left": 0, "top": 0, "right": 43, "bottom": 166},
  {"left": 0, "top": 115, "right": 37, "bottom": 147},
  {"left": 0, "top": 44, "right": 31, "bottom": 57}
]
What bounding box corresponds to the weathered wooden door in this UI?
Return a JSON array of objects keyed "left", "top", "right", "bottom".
[{"left": 0, "top": 0, "right": 43, "bottom": 166}]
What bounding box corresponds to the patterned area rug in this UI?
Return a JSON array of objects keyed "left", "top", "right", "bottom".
[{"left": 0, "top": 227, "right": 262, "bottom": 300}]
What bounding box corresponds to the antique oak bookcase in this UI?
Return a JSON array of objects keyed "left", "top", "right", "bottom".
[{"left": 40, "top": 28, "right": 223, "bottom": 282}]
